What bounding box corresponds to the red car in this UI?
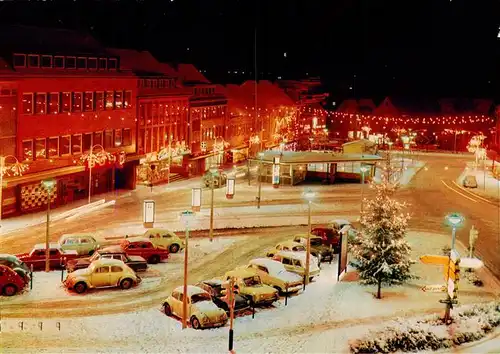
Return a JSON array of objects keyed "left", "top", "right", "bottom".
[
  {"left": 119, "top": 238, "right": 169, "bottom": 264},
  {"left": 311, "top": 227, "right": 341, "bottom": 252},
  {"left": 0, "top": 265, "right": 26, "bottom": 296},
  {"left": 17, "top": 243, "right": 79, "bottom": 271}
]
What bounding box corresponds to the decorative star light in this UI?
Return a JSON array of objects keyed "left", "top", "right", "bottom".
[{"left": 80, "top": 145, "right": 115, "bottom": 169}]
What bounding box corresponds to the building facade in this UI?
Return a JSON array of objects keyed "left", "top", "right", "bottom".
[{"left": 0, "top": 26, "right": 138, "bottom": 218}]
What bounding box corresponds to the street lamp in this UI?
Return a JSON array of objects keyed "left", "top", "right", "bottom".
[
  {"left": 360, "top": 165, "right": 370, "bottom": 214},
  {"left": 309, "top": 137, "right": 314, "bottom": 152},
  {"left": 303, "top": 188, "right": 315, "bottom": 288},
  {"left": 209, "top": 164, "right": 218, "bottom": 242},
  {"left": 446, "top": 213, "right": 464, "bottom": 250},
  {"left": 41, "top": 178, "right": 56, "bottom": 272},
  {"left": 387, "top": 141, "right": 393, "bottom": 150},
  {"left": 80, "top": 144, "right": 116, "bottom": 204},
  {"left": 0, "top": 155, "right": 29, "bottom": 227},
  {"left": 257, "top": 152, "right": 264, "bottom": 209},
  {"left": 180, "top": 210, "right": 195, "bottom": 329}
]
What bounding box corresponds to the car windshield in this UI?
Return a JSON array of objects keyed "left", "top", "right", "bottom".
[
  {"left": 89, "top": 253, "right": 100, "bottom": 262},
  {"left": 311, "top": 239, "right": 322, "bottom": 246},
  {"left": 243, "top": 276, "right": 261, "bottom": 287},
  {"left": 191, "top": 293, "right": 211, "bottom": 303}
]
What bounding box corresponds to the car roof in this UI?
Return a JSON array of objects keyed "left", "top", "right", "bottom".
[
  {"left": 278, "top": 241, "right": 304, "bottom": 247},
  {"left": 90, "top": 258, "right": 125, "bottom": 266},
  {"left": 34, "top": 243, "right": 61, "bottom": 250},
  {"left": 249, "top": 258, "right": 285, "bottom": 272},
  {"left": 331, "top": 219, "right": 350, "bottom": 225},
  {"left": 0, "top": 254, "right": 18, "bottom": 260},
  {"left": 59, "top": 233, "right": 96, "bottom": 239},
  {"left": 173, "top": 285, "right": 208, "bottom": 296},
  {"left": 201, "top": 279, "right": 223, "bottom": 287},
  {"left": 144, "top": 229, "right": 176, "bottom": 235},
  {"left": 276, "top": 250, "right": 308, "bottom": 260}
]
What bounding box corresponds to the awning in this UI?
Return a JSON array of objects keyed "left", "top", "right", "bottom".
[{"left": 4, "top": 165, "right": 86, "bottom": 188}]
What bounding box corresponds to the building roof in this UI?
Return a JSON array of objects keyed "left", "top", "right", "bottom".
[
  {"left": 249, "top": 151, "right": 382, "bottom": 164},
  {"left": 342, "top": 139, "right": 376, "bottom": 147},
  {"left": 239, "top": 80, "right": 295, "bottom": 107},
  {"left": 0, "top": 25, "right": 107, "bottom": 56},
  {"left": 176, "top": 63, "right": 210, "bottom": 84}
]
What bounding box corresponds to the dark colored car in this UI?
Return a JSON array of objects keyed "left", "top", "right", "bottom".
[
  {"left": 66, "top": 246, "right": 148, "bottom": 273},
  {"left": 0, "top": 254, "right": 31, "bottom": 282},
  {"left": 196, "top": 279, "right": 251, "bottom": 314},
  {"left": 292, "top": 234, "right": 335, "bottom": 262},
  {"left": 119, "top": 238, "right": 169, "bottom": 264},
  {"left": 17, "top": 243, "right": 79, "bottom": 271},
  {"left": 0, "top": 265, "right": 26, "bottom": 296},
  {"left": 310, "top": 227, "right": 341, "bottom": 253}
]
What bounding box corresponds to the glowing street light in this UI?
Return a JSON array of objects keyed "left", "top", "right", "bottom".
[
  {"left": 80, "top": 144, "right": 116, "bottom": 204},
  {"left": 0, "top": 155, "right": 29, "bottom": 227},
  {"left": 257, "top": 152, "right": 264, "bottom": 209},
  {"left": 446, "top": 213, "right": 464, "bottom": 249},
  {"left": 303, "top": 189, "right": 315, "bottom": 288},
  {"left": 41, "top": 178, "right": 56, "bottom": 272}
]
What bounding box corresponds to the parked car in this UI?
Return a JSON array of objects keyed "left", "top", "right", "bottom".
[
  {"left": 0, "top": 254, "right": 31, "bottom": 282},
  {"left": 330, "top": 219, "right": 358, "bottom": 240},
  {"left": 0, "top": 265, "right": 26, "bottom": 296},
  {"left": 63, "top": 258, "right": 141, "bottom": 294},
  {"left": 58, "top": 233, "right": 100, "bottom": 256},
  {"left": 224, "top": 269, "right": 279, "bottom": 306},
  {"left": 202, "top": 169, "right": 227, "bottom": 188},
  {"left": 463, "top": 175, "right": 478, "bottom": 188},
  {"left": 292, "top": 234, "right": 334, "bottom": 262},
  {"left": 17, "top": 243, "right": 79, "bottom": 271},
  {"left": 272, "top": 251, "right": 320, "bottom": 281},
  {"left": 241, "top": 258, "right": 303, "bottom": 294},
  {"left": 310, "top": 227, "right": 340, "bottom": 252},
  {"left": 119, "top": 238, "right": 169, "bottom": 264},
  {"left": 196, "top": 279, "right": 251, "bottom": 314},
  {"left": 140, "top": 228, "right": 184, "bottom": 253},
  {"left": 162, "top": 285, "right": 228, "bottom": 330},
  {"left": 65, "top": 246, "right": 148, "bottom": 273}
]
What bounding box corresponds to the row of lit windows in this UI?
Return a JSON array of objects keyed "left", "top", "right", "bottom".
[
  {"left": 138, "top": 125, "right": 185, "bottom": 155},
  {"left": 191, "top": 105, "right": 226, "bottom": 119},
  {"left": 193, "top": 87, "right": 216, "bottom": 96},
  {"left": 227, "top": 123, "right": 252, "bottom": 137},
  {"left": 21, "top": 91, "right": 132, "bottom": 115},
  {"left": 138, "top": 78, "right": 176, "bottom": 89},
  {"left": 201, "top": 126, "right": 224, "bottom": 140},
  {"left": 22, "top": 129, "right": 132, "bottom": 161},
  {"left": 13, "top": 53, "right": 118, "bottom": 71},
  {"left": 138, "top": 102, "right": 187, "bottom": 126}
]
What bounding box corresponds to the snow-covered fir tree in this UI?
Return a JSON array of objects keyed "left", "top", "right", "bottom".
[{"left": 351, "top": 151, "right": 414, "bottom": 299}]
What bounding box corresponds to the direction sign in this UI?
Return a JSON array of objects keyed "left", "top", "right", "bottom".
[
  {"left": 419, "top": 255, "right": 449, "bottom": 265},
  {"left": 422, "top": 284, "right": 446, "bottom": 293},
  {"left": 447, "top": 278, "right": 455, "bottom": 298}
]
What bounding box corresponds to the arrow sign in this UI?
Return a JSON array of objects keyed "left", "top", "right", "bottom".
[
  {"left": 420, "top": 255, "right": 449, "bottom": 265},
  {"left": 422, "top": 284, "right": 446, "bottom": 293}
]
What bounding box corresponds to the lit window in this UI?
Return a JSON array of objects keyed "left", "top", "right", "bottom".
[
  {"left": 114, "top": 91, "right": 123, "bottom": 109},
  {"left": 114, "top": 129, "right": 122, "bottom": 147},
  {"left": 61, "top": 92, "right": 71, "bottom": 112},
  {"left": 104, "top": 130, "right": 113, "bottom": 148},
  {"left": 22, "top": 93, "right": 33, "bottom": 114},
  {"left": 83, "top": 133, "right": 92, "bottom": 152},
  {"left": 124, "top": 91, "right": 132, "bottom": 108},
  {"left": 105, "top": 91, "right": 114, "bottom": 109},
  {"left": 48, "top": 93, "right": 60, "bottom": 114},
  {"left": 60, "top": 136, "right": 70, "bottom": 155},
  {"left": 96, "top": 92, "right": 104, "bottom": 110},
  {"left": 48, "top": 137, "right": 59, "bottom": 157},
  {"left": 122, "top": 129, "right": 132, "bottom": 147},
  {"left": 72, "top": 92, "right": 82, "bottom": 112},
  {"left": 72, "top": 134, "right": 82, "bottom": 154},
  {"left": 84, "top": 92, "right": 94, "bottom": 111},
  {"left": 93, "top": 132, "right": 102, "bottom": 146},
  {"left": 35, "top": 138, "right": 46, "bottom": 159},
  {"left": 76, "top": 57, "right": 86, "bottom": 69},
  {"left": 22, "top": 140, "right": 33, "bottom": 161},
  {"left": 98, "top": 58, "right": 107, "bottom": 70},
  {"left": 35, "top": 93, "right": 46, "bottom": 114},
  {"left": 108, "top": 58, "right": 117, "bottom": 70}
]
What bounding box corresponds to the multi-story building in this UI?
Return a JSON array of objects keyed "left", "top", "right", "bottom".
[
  {"left": 107, "top": 49, "right": 191, "bottom": 185},
  {"left": 173, "top": 64, "right": 228, "bottom": 174},
  {"left": 0, "top": 26, "right": 137, "bottom": 218}
]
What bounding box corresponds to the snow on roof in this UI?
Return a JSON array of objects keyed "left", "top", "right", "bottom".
[
  {"left": 276, "top": 250, "right": 309, "bottom": 260},
  {"left": 34, "top": 243, "right": 61, "bottom": 250},
  {"left": 249, "top": 258, "right": 285, "bottom": 275},
  {"left": 173, "top": 285, "right": 207, "bottom": 297}
]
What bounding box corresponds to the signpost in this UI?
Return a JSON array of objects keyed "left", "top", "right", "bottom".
[
  {"left": 143, "top": 200, "right": 155, "bottom": 228},
  {"left": 191, "top": 188, "right": 201, "bottom": 212},
  {"left": 422, "top": 284, "right": 446, "bottom": 293},
  {"left": 272, "top": 156, "right": 280, "bottom": 189},
  {"left": 226, "top": 177, "right": 235, "bottom": 199},
  {"left": 337, "top": 231, "right": 348, "bottom": 281}
]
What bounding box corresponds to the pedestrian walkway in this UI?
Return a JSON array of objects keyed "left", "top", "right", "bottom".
[{"left": 456, "top": 160, "right": 500, "bottom": 202}]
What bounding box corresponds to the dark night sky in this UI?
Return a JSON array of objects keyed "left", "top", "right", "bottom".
[{"left": 0, "top": 0, "right": 499, "bottom": 100}]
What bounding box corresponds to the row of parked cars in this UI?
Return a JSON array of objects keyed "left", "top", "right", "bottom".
[
  {"left": 160, "top": 220, "right": 357, "bottom": 330},
  {"left": 0, "top": 228, "right": 186, "bottom": 296}
]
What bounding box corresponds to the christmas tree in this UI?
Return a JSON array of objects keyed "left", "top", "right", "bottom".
[{"left": 351, "top": 152, "right": 414, "bottom": 299}]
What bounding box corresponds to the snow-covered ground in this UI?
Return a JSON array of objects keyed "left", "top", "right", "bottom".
[
  {"left": 2, "top": 231, "right": 496, "bottom": 353},
  {"left": 456, "top": 160, "right": 500, "bottom": 201}
]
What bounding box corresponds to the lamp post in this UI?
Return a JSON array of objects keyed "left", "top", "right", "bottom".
[
  {"left": 257, "top": 152, "right": 264, "bottom": 209},
  {"left": 360, "top": 165, "right": 370, "bottom": 214},
  {"left": 0, "top": 155, "right": 29, "bottom": 227},
  {"left": 444, "top": 213, "right": 464, "bottom": 322},
  {"left": 388, "top": 141, "right": 393, "bottom": 150},
  {"left": 80, "top": 144, "right": 115, "bottom": 204},
  {"left": 303, "top": 189, "right": 315, "bottom": 288},
  {"left": 209, "top": 164, "right": 218, "bottom": 242},
  {"left": 41, "top": 178, "right": 56, "bottom": 272},
  {"left": 180, "top": 210, "right": 195, "bottom": 329},
  {"left": 309, "top": 137, "right": 314, "bottom": 152}
]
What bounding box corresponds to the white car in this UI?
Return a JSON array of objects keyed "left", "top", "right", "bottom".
[
  {"left": 272, "top": 251, "right": 320, "bottom": 281},
  {"left": 244, "top": 258, "right": 303, "bottom": 294},
  {"left": 162, "top": 285, "right": 228, "bottom": 330}
]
